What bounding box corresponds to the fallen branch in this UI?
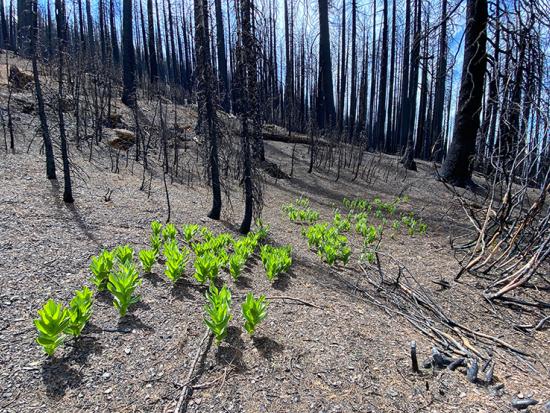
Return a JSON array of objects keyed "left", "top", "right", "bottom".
[
  {"left": 173, "top": 328, "right": 213, "bottom": 413},
  {"left": 266, "top": 295, "right": 322, "bottom": 309}
]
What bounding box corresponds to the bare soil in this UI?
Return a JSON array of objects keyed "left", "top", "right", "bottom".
[{"left": 0, "top": 54, "right": 548, "bottom": 413}]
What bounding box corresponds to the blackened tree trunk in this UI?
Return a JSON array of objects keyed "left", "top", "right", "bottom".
[
  {"left": 30, "top": 0, "right": 55, "bottom": 179},
  {"left": 0, "top": 0, "right": 9, "bottom": 48},
  {"left": 397, "top": 0, "right": 411, "bottom": 149},
  {"left": 348, "top": 0, "right": 357, "bottom": 141},
  {"left": 55, "top": 0, "right": 73, "bottom": 202},
  {"left": 214, "top": 0, "right": 229, "bottom": 111},
  {"left": 194, "top": 0, "right": 222, "bottom": 219},
  {"left": 430, "top": 0, "right": 447, "bottom": 160},
  {"left": 385, "top": 0, "right": 397, "bottom": 152},
  {"left": 86, "top": 0, "right": 95, "bottom": 55},
  {"left": 401, "top": 0, "right": 420, "bottom": 170},
  {"left": 17, "top": 0, "right": 31, "bottom": 55},
  {"left": 415, "top": 17, "right": 429, "bottom": 159},
  {"left": 375, "top": 0, "right": 389, "bottom": 149},
  {"left": 367, "top": 0, "right": 377, "bottom": 147},
  {"left": 439, "top": 0, "right": 487, "bottom": 186},
  {"left": 146, "top": 0, "right": 158, "bottom": 83},
  {"left": 121, "top": 0, "right": 136, "bottom": 106},
  {"left": 316, "top": 0, "right": 336, "bottom": 130},
  {"left": 337, "top": 0, "right": 346, "bottom": 134},
  {"left": 99, "top": 0, "right": 107, "bottom": 60},
  {"left": 109, "top": 0, "right": 120, "bottom": 65}
]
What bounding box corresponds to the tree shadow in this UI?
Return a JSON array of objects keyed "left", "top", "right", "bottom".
[
  {"left": 215, "top": 326, "right": 247, "bottom": 373},
  {"left": 95, "top": 290, "right": 113, "bottom": 305},
  {"left": 252, "top": 336, "right": 284, "bottom": 361},
  {"left": 41, "top": 358, "right": 84, "bottom": 400}
]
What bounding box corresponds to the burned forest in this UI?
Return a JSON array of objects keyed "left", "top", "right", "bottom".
[{"left": 0, "top": 0, "right": 549, "bottom": 411}]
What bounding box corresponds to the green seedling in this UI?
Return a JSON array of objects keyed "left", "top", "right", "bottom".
[
  {"left": 113, "top": 244, "right": 134, "bottom": 266},
  {"left": 229, "top": 253, "right": 246, "bottom": 280},
  {"left": 139, "top": 249, "right": 157, "bottom": 273},
  {"left": 162, "top": 223, "right": 177, "bottom": 242},
  {"left": 260, "top": 245, "right": 292, "bottom": 281},
  {"left": 65, "top": 287, "right": 93, "bottom": 337},
  {"left": 107, "top": 263, "right": 141, "bottom": 317},
  {"left": 241, "top": 293, "right": 268, "bottom": 336},
  {"left": 163, "top": 240, "right": 190, "bottom": 283},
  {"left": 182, "top": 224, "right": 200, "bottom": 243},
  {"left": 194, "top": 252, "right": 221, "bottom": 284},
  {"left": 204, "top": 284, "right": 232, "bottom": 345},
  {"left": 90, "top": 249, "right": 114, "bottom": 291},
  {"left": 34, "top": 299, "right": 70, "bottom": 356}
]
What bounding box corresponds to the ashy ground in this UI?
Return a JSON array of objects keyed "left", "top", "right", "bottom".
[{"left": 0, "top": 58, "right": 548, "bottom": 412}]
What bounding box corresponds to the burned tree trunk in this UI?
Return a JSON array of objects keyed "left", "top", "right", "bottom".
[
  {"left": 214, "top": 0, "right": 229, "bottom": 112},
  {"left": 121, "top": 0, "right": 136, "bottom": 106},
  {"left": 316, "top": 0, "right": 336, "bottom": 130},
  {"left": 193, "top": 0, "right": 222, "bottom": 219},
  {"left": 439, "top": 0, "right": 487, "bottom": 187}
]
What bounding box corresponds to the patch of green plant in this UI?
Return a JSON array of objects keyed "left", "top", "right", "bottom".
[
  {"left": 204, "top": 284, "right": 232, "bottom": 345},
  {"left": 241, "top": 293, "right": 268, "bottom": 336},
  {"left": 139, "top": 249, "right": 157, "bottom": 273},
  {"left": 228, "top": 253, "right": 246, "bottom": 280},
  {"left": 163, "top": 240, "right": 190, "bottom": 283},
  {"left": 200, "top": 226, "right": 214, "bottom": 241},
  {"left": 303, "top": 224, "right": 351, "bottom": 265},
  {"left": 107, "top": 263, "right": 141, "bottom": 317},
  {"left": 65, "top": 287, "right": 93, "bottom": 337},
  {"left": 90, "top": 249, "right": 114, "bottom": 291},
  {"left": 260, "top": 245, "right": 292, "bottom": 281},
  {"left": 333, "top": 212, "right": 351, "bottom": 232},
  {"left": 34, "top": 299, "right": 70, "bottom": 356},
  {"left": 151, "top": 220, "right": 163, "bottom": 238},
  {"left": 162, "top": 223, "right": 177, "bottom": 242},
  {"left": 401, "top": 213, "right": 428, "bottom": 236},
  {"left": 253, "top": 219, "right": 270, "bottom": 242},
  {"left": 182, "top": 224, "right": 200, "bottom": 243},
  {"left": 194, "top": 252, "right": 221, "bottom": 284},
  {"left": 113, "top": 244, "right": 134, "bottom": 266},
  {"left": 283, "top": 198, "right": 319, "bottom": 224}
]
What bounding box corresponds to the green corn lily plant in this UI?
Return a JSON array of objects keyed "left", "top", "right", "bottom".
[
  {"left": 112, "top": 244, "right": 134, "bottom": 266},
  {"left": 151, "top": 220, "right": 163, "bottom": 238},
  {"left": 193, "top": 252, "right": 220, "bottom": 284},
  {"left": 139, "top": 249, "right": 157, "bottom": 273},
  {"left": 65, "top": 287, "right": 93, "bottom": 337},
  {"left": 260, "top": 245, "right": 292, "bottom": 282},
  {"left": 241, "top": 293, "right": 268, "bottom": 335},
  {"left": 163, "top": 240, "right": 190, "bottom": 283},
  {"left": 182, "top": 224, "right": 199, "bottom": 243},
  {"left": 90, "top": 249, "right": 114, "bottom": 291},
  {"left": 229, "top": 253, "right": 246, "bottom": 280},
  {"left": 162, "top": 223, "right": 177, "bottom": 242},
  {"left": 34, "top": 299, "right": 70, "bottom": 356},
  {"left": 204, "top": 284, "right": 232, "bottom": 345},
  {"left": 107, "top": 263, "right": 141, "bottom": 317}
]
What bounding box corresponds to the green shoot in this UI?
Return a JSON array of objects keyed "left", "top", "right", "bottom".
[
  {"left": 229, "top": 253, "right": 246, "bottom": 280},
  {"left": 204, "top": 284, "right": 232, "bottom": 345},
  {"left": 163, "top": 240, "right": 190, "bottom": 283},
  {"left": 194, "top": 252, "right": 221, "bottom": 284},
  {"left": 90, "top": 249, "right": 114, "bottom": 291},
  {"left": 162, "top": 223, "right": 177, "bottom": 242},
  {"left": 34, "top": 299, "right": 70, "bottom": 356},
  {"left": 260, "top": 245, "right": 292, "bottom": 281},
  {"left": 107, "top": 263, "right": 141, "bottom": 317},
  {"left": 182, "top": 224, "right": 200, "bottom": 243},
  {"left": 65, "top": 287, "right": 93, "bottom": 337},
  {"left": 139, "top": 249, "right": 157, "bottom": 273},
  {"left": 112, "top": 244, "right": 134, "bottom": 266},
  {"left": 241, "top": 293, "right": 268, "bottom": 336}
]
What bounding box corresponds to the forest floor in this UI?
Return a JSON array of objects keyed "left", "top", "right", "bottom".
[{"left": 0, "top": 53, "right": 549, "bottom": 412}]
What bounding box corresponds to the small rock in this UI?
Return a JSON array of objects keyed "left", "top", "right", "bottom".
[
  {"left": 102, "top": 372, "right": 111, "bottom": 379},
  {"left": 104, "top": 388, "right": 112, "bottom": 394},
  {"left": 512, "top": 397, "right": 538, "bottom": 410},
  {"left": 125, "top": 348, "right": 131, "bottom": 355}
]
